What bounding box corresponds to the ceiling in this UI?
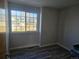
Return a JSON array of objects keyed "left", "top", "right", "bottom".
[{"left": 8, "top": 0, "right": 79, "bottom": 8}]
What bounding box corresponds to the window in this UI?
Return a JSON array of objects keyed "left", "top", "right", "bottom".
[
  {"left": 11, "top": 10, "right": 25, "bottom": 32},
  {"left": 26, "top": 12, "right": 37, "bottom": 31},
  {"left": 11, "top": 10, "right": 37, "bottom": 32},
  {"left": 0, "top": 8, "right": 6, "bottom": 32}
]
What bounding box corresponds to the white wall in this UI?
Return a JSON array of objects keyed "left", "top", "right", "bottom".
[
  {"left": 9, "top": 3, "right": 41, "bottom": 49},
  {"left": 41, "top": 7, "right": 58, "bottom": 46},
  {"left": 58, "top": 5, "right": 79, "bottom": 50},
  {"left": 10, "top": 4, "right": 79, "bottom": 50},
  {"left": 10, "top": 7, "right": 58, "bottom": 49},
  {"left": 10, "top": 32, "right": 40, "bottom": 49}
]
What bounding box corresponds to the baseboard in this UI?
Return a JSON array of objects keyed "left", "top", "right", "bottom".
[
  {"left": 10, "top": 43, "right": 70, "bottom": 52},
  {"left": 40, "top": 43, "right": 57, "bottom": 47},
  {"left": 10, "top": 44, "right": 39, "bottom": 50},
  {"left": 57, "top": 43, "right": 70, "bottom": 51}
]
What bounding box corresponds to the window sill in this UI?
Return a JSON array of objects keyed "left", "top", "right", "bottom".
[{"left": 10, "top": 31, "right": 39, "bottom": 33}]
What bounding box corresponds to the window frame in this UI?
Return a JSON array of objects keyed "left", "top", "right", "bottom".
[
  {"left": 11, "top": 10, "right": 26, "bottom": 32},
  {"left": 10, "top": 10, "right": 38, "bottom": 33}
]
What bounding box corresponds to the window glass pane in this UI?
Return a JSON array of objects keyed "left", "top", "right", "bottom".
[
  {"left": 26, "top": 12, "right": 37, "bottom": 31},
  {"left": 26, "top": 25, "right": 30, "bottom": 31},
  {"left": 30, "top": 13, "right": 33, "bottom": 17},
  {"left": 11, "top": 10, "right": 25, "bottom": 32},
  {"left": 26, "top": 17, "right": 30, "bottom": 23},
  {"left": 34, "top": 18, "right": 37, "bottom": 23},
  {"left": 0, "top": 17, "right": 2, "bottom": 22},
  {"left": 17, "top": 11, "right": 21, "bottom": 16},
  {"left": 21, "top": 27, "right": 25, "bottom": 31},
  {"left": 34, "top": 13, "right": 37, "bottom": 17},
  {"left": 2, "top": 16, "right": 5, "bottom": 21},
  {"left": 26, "top": 12, "right": 30, "bottom": 17},
  {"left": 0, "top": 26, "right": 6, "bottom": 32},
  {"left": 21, "top": 12, "right": 25, "bottom": 16},
  {"left": 26, "top": 17, "right": 34, "bottom": 23},
  {"left": 12, "top": 16, "right": 17, "bottom": 21},
  {"left": 0, "top": 9, "right": 5, "bottom": 15},
  {"left": 34, "top": 26, "right": 36, "bottom": 31},
  {"left": 0, "top": 8, "right": 6, "bottom": 32},
  {"left": 2, "top": 9, "right": 5, "bottom": 15},
  {"left": 21, "top": 17, "right": 25, "bottom": 22},
  {"left": 29, "top": 18, "right": 34, "bottom": 23},
  {"left": 16, "top": 17, "right": 20, "bottom": 23},
  {"left": 11, "top": 10, "right": 16, "bottom": 16},
  {"left": 12, "top": 27, "right": 16, "bottom": 32}
]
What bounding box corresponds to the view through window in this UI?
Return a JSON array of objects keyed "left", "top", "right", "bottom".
[
  {"left": 0, "top": 8, "right": 6, "bottom": 32},
  {"left": 11, "top": 10, "right": 37, "bottom": 32},
  {"left": 11, "top": 10, "right": 25, "bottom": 32}
]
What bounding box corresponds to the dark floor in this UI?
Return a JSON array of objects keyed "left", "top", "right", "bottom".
[{"left": 10, "top": 45, "right": 72, "bottom": 59}]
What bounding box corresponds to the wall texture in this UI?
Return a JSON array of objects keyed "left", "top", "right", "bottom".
[
  {"left": 58, "top": 5, "right": 79, "bottom": 50},
  {"left": 41, "top": 7, "right": 58, "bottom": 46}
]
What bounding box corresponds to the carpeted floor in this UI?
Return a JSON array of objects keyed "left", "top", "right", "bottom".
[{"left": 10, "top": 45, "right": 71, "bottom": 59}]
